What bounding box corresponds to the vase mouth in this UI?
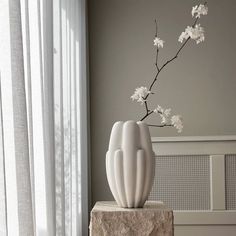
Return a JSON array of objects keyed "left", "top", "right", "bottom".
[
  {"left": 114, "top": 120, "right": 147, "bottom": 124},
  {"left": 112, "top": 121, "right": 149, "bottom": 130}
]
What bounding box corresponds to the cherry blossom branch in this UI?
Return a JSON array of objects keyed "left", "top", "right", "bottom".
[
  {"left": 132, "top": 3, "right": 208, "bottom": 133},
  {"left": 149, "top": 16, "right": 199, "bottom": 96},
  {"left": 139, "top": 15, "right": 200, "bottom": 122}
]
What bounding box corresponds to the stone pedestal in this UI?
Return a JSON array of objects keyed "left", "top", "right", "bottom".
[{"left": 89, "top": 201, "right": 174, "bottom": 236}]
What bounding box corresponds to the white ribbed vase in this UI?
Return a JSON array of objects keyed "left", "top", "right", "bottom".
[{"left": 106, "top": 120, "right": 155, "bottom": 208}]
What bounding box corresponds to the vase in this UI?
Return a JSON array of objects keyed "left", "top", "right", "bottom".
[{"left": 106, "top": 120, "right": 155, "bottom": 208}]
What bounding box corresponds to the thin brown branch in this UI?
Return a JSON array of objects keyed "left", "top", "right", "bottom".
[
  {"left": 140, "top": 110, "right": 154, "bottom": 121},
  {"left": 144, "top": 16, "right": 200, "bottom": 102},
  {"left": 147, "top": 124, "right": 173, "bottom": 128},
  {"left": 144, "top": 101, "right": 149, "bottom": 113},
  {"left": 155, "top": 19, "right": 158, "bottom": 37},
  {"left": 155, "top": 47, "right": 160, "bottom": 71},
  {"left": 159, "top": 36, "right": 190, "bottom": 71},
  {"left": 148, "top": 72, "right": 159, "bottom": 95},
  {"left": 154, "top": 19, "right": 160, "bottom": 71}
]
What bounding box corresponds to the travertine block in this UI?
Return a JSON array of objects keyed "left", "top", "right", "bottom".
[{"left": 89, "top": 201, "right": 174, "bottom": 236}]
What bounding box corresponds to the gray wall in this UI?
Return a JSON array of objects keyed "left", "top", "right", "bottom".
[{"left": 88, "top": 0, "right": 236, "bottom": 205}]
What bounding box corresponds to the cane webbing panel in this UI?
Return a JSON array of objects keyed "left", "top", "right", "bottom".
[
  {"left": 149, "top": 155, "right": 210, "bottom": 210},
  {"left": 225, "top": 154, "right": 236, "bottom": 210}
]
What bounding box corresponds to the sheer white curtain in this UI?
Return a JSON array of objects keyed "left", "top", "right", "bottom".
[{"left": 0, "top": 0, "right": 89, "bottom": 235}]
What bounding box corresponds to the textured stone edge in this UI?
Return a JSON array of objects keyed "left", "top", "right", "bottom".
[{"left": 90, "top": 205, "right": 174, "bottom": 236}]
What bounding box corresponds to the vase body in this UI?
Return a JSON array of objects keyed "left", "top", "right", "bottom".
[{"left": 106, "top": 120, "right": 155, "bottom": 208}]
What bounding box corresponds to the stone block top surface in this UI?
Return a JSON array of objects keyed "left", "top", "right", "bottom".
[{"left": 91, "top": 201, "right": 172, "bottom": 212}]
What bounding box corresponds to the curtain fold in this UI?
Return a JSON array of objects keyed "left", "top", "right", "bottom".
[
  {"left": 0, "top": 0, "right": 34, "bottom": 235},
  {"left": 0, "top": 75, "right": 8, "bottom": 236},
  {"left": 54, "top": 0, "right": 83, "bottom": 235},
  {"left": 20, "top": 0, "right": 36, "bottom": 232},
  {"left": 0, "top": 0, "right": 89, "bottom": 235}
]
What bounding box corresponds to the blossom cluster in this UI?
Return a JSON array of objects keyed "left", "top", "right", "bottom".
[
  {"left": 154, "top": 105, "right": 183, "bottom": 133},
  {"left": 179, "top": 24, "right": 205, "bottom": 44},
  {"left": 153, "top": 105, "right": 171, "bottom": 125},
  {"left": 153, "top": 37, "right": 164, "bottom": 48},
  {"left": 179, "top": 4, "right": 207, "bottom": 44},
  {"left": 130, "top": 86, "right": 150, "bottom": 105},
  {"left": 171, "top": 115, "right": 183, "bottom": 133},
  {"left": 192, "top": 4, "right": 208, "bottom": 18}
]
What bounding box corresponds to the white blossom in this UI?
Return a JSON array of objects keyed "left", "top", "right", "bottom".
[
  {"left": 153, "top": 37, "right": 164, "bottom": 48},
  {"left": 179, "top": 24, "right": 205, "bottom": 44},
  {"left": 171, "top": 115, "right": 183, "bottom": 133},
  {"left": 192, "top": 4, "right": 208, "bottom": 18},
  {"left": 178, "top": 29, "right": 190, "bottom": 43},
  {"left": 160, "top": 114, "right": 168, "bottom": 124},
  {"left": 154, "top": 105, "right": 164, "bottom": 114},
  {"left": 154, "top": 105, "right": 171, "bottom": 124},
  {"left": 131, "top": 86, "right": 150, "bottom": 105},
  {"left": 164, "top": 108, "right": 171, "bottom": 117}
]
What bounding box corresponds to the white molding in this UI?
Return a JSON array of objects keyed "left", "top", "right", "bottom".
[
  {"left": 152, "top": 135, "right": 236, "bottom": 143},
  {"left": 151, "top": 136, "right": 236, "bottom": 156},
  {"left": 210, "top": 155, "right": 225, "bottom": 210},
  {"left": 174, "top": 211, "right": 236, "bottom": 225}
]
